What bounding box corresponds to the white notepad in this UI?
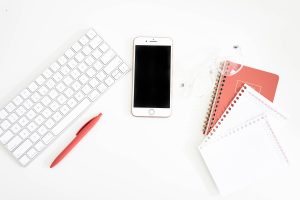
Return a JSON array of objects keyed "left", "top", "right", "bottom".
[{"left": 199, "top": 84, "right": 288, "bottom": 195}]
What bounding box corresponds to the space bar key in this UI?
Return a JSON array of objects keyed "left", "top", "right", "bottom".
[{"left": 52, "top": 99, "right": 92, "bottom": 135}]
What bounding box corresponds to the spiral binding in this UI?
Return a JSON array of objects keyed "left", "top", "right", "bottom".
[
  {"left": 201, "top": 84, "right": 246, "bottom": 145},
  {"left": 200, "top": 113, "right": 289, "bottom": 165},
  {"left": 264, "top": 119, "right": 289, "bottom": 164},
  {"left": 202, "top": 61, "right": 229, "bottom": 134}
]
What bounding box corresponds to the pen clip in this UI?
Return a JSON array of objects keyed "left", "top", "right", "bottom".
[
  {"left": 76, "top": 113, "right": 102, "bottom": 136},
  {"left": 76, "top": 119, "right": 93, "bottom": 136}
]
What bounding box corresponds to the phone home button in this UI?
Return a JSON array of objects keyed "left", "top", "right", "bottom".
[{"left": 148, "top": 109, "right": 155, "bottom": 115}]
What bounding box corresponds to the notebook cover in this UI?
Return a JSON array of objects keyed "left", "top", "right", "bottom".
[{"left": 204, "top": 61, "right": 279, "bottom": 134}]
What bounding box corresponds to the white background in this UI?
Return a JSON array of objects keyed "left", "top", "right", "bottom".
[{"left": 0, "top": 0, "right": 300, "bottom": 199}]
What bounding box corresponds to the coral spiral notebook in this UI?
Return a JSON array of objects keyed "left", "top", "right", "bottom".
[{"left": 203, "top": 61, "right": 279, "bottom": 134}]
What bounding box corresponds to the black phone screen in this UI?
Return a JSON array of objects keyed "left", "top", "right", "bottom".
[{"left": 133, "top": 45, "right": 171, "bottom": 108}]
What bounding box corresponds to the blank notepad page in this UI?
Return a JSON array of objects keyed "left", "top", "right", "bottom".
[{"left": 200, "top": 116, "right": 288, "bottom": 195}]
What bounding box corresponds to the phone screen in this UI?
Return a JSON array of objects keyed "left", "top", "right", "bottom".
[{"left": 134, "top": 45, "right": 171, "bottom": 108}]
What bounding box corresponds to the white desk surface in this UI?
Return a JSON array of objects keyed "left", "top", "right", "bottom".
[{"left": 0, "top": 0, "right": 300, "bottom": 199}]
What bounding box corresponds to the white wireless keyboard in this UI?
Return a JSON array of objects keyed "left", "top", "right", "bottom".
[{"left": 0, "top": 29, "right": 129, "bottom": 166}]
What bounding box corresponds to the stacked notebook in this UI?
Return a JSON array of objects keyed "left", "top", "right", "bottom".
[{"left": 199, "top": 61, "right": 288, "bottom": 195}]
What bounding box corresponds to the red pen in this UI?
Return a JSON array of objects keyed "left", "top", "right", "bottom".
[{"left": 50, "top": 113, "right": 102, "bottom": 168}]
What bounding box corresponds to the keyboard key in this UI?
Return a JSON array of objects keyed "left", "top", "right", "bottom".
[
  {"left": 35, "top": 141, "right": 45, "bottom": 151},
  {"left": 13, "top": 139, "right": 32, "bottom": 158},
  {"left": 6, "top": 103, "right": 16, "bottom": 112},
  {"left": 65, "top": 48, "right": 75, "bottom": 58},
  {"left": 41, "top": 96, "right": 51, "bottom": 106},
  {"left": 19, "top": 155, "right": 30, "bottom": 166},
  {"left": 104, "top": 77, "right": 114, "bottom": 86},
  {"left": 85, "top": 56, "right": 95, "bottom": 65},
  {"left": 78, "top": 63, "right": 88, "bottom": 72},
  {"left": 119, "top": 63, "right": 129, "bottom": 73},
  {"left": 71, "top": 69, "right": 80, "bottom": 79},
  {"left": 75, "top": 52, "right": 85, "bottom": 62},
  {"left": 75, "top": 91, "right": 85, "bottom": 101},
  {"left": 35, "top": 115, "right": 45, "bottom": 125},
  {"left": 43, "top": 69, "right": 53, "bottom": 78},
  {"left": 19, "top": 117, "right": 29, "bottom": 126},
  {"left": 93, "top": 61, "right": 104, "bottom": 70},
  {"left": 96, "top": 71, "right": 107, "bottom": 81},
  {"left": 29, "top": 133, "right": 40, "bottom": 143},
  {"left": 20, "top": 89, "right": 31, "bottom": 99},
  {"left": 46, "top": 79, "right": 56, "bottom": 89},
  {"left": 97, "top": 83, "right": 107, "bottom": 93},
  {"left": 27, "top": 110, "right": 36, "bottom": 120},
  {"left": 103, "top": 56, "right": 122, "bottom": 74},
  {"left": 50, "top": 62, "right": 61, "bottom": 71},
  {"left": 68, "top": 59, "right": 78, "bottom": 69},
  {"left": 1, "top": 120, "right": 11, "bottom": 130},
  {"left": 45, "top": 119, "right": 55, "bottom": 129},
  {"left": 89, "top": 90, "right": 100, "bottom": 101},
  {"left": 0, "top": 130, "right": 13, "bottom": 144},
  {"left": 60, "top": 105, "right": 70, "bottom": 115},
  {"left": 79, "top": 35, "right": 89, "bottom": 45},
  {"left": 60, "top": 66, "right": 70, "bottom": 75},
  {"left": 86, "top": 68, "right": 96, "bottom": 77},
  {"left": 52, "top": 112, "right": 62, "bottom": 122},
  {"left": 58, "top": 56, "right": 67, "bottom": 66},
  {"left": 101, "top": 49, "right": 115, "bottom": 64},
  {"left": 79, "top": 74, "right": 89, "bottom": 84},
  {"left": 52, "top": 99, "right": 91, "bottom": 135},
  {"left": 13, "top": 96, "right": 23, "bottom": 106},
  {"left": 82, "top": 46, "right": 92, "bottom": 55},
  {"left": 49, "top": 89, "right": 59, "bottom": 99},
  {"left": 56, "top": 82, "right": 66, "bottom": 92},
  {"left": 64, "top": 88, "right": 74, "bottom": 97},
  {"left": 63, "top": 76, "right": 73, "bottom": 86},
  {"left": 89, "top": 36, "right": 102, "bottom": 49},
  {"left": 24, "top": 99, "right": 33, "bottom": 109},
  {"left": 33, "top": 103, "right": 44, "bottom": 113},
  {"left": 72, "top": 81, "right": 82, "bottom": 91},
  {"left": 11, "top": 124, "right": 21, "bottom": 134},
  {"left": 112, "top": 70, "right": 122, "bottom": 80},
  {"left": 28, "top": 82, "right": 38, "bottom": 92},
  {"left": 49, "top": 101, "right": 59, "bottom": 111},
  {"left": 72, "top": 42, "right": 82, "bottom": 52},
  {"left": 0, "top": 109, "right": 8, "bottom": 119},
  {"left": 86, "top": 29, "right": 96, "bottom": 39},
  {"left": 53, "top": 72, "right": 63, "bottom": 82},
  {"left": 42, "top": 133, "right": 54, "bottom": 144},
  {"left": 7, "top": 136, "right": 22, "bottom": 151},
  {"left": 89, "top": 78, "right": 99, "bottom": 87},
  {"left": 19, "top": 129, "right": 30, "bottom": 139},
  {"left": 36, "top": 75, "right": 46, "bottom": 85},
  {"left": 8, "top": 113, "right": 18, "bottom": 123},
  {"left": 67, "top": 98, "right": 77, "bottom": 108},
  {"left": 28, "top": 122, "right": 37, "bottom": 132},
  {"left": 38, "top": 126, "right": 47, "bottom": 136},
  {"left": 16, "top": 105, "right": 26, "bottom": 116},
  {"left": 99, "top": 42, "right": 109, "bottom": 52},
  {"left": 42, "top": 108, "right": 52, "bottom": 118},
  {"left": 82, "top": 85, "right": 92, "bottom": 94},
  {"left": 92, "top": 49, "right": 102, "bottom": 59},
  {"left": 31, "top": 92, "right": 41, "bottom": 103},
  {"left": 27, "top": 148, "right": 38, "bottom": 159},
  {"left": 38, "top": 86, "right": 48, "bottom": 96},
  {"left": 57, "top": 94, "right": 67, "bottom": 104}
]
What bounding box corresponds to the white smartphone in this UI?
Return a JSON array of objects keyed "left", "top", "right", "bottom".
[{"left": 132, "top": 37, "right": 173, "bottom": 117}]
